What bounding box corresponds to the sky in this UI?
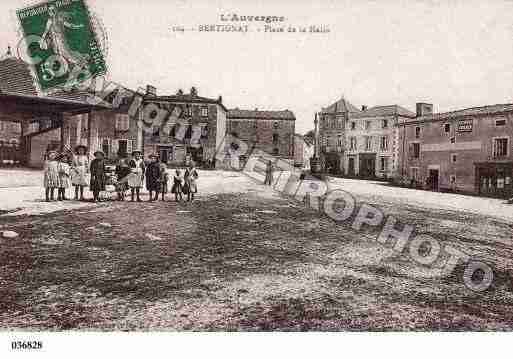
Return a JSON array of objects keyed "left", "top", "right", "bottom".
[{"left": 1, "top": 0, "right": 513, "bottom": 134}]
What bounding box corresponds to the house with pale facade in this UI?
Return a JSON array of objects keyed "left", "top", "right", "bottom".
[{"left": 345, "top": 105, "right": 416, "bottom": 178}]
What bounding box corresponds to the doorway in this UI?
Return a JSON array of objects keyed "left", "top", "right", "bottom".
[
  {"left": 428, "top": 169, "right": 439, "bottom": 191},
  {"left": 158, "top": 146, "right": 173, "bottom": 164},
  {"left": 348, "top": 157, "right": 355, "bottom": 176}
]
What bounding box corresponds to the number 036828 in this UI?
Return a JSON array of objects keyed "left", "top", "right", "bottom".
[{"left": 11, "top": 341, "right": 43, "bottom": 350}]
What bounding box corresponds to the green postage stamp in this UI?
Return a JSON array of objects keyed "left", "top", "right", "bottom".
[{"left": 16, "top": 0, "right": 107, "bottom": 92}]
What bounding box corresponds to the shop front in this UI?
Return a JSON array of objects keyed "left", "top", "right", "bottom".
[{"left": 475, "top": 162, "right": 513, "bottom": 198}]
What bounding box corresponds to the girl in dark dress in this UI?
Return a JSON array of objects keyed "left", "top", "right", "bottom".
[
  {"left": 171, "top": 169, "right": 183, "bottom": 202},
  {"left": 115, "top": 158, "right": 131, "bottom": 201},
  {"left": 90, "top": 151, "right": 106, "bottom": 203},
  {"left": 145, "top": 154, "right": 161, "bottom": 201}
]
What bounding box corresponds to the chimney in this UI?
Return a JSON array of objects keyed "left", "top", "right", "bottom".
[
  {"left": 146, "top": 85, "right": 157, "bottom": 97},
  {"left": 218, "top": 95, "right": 222, "bottom": 103},
  {"left": 190, "top": 86, "right": 197, "bottom": 97},
  {"left": 361, "top": 105, "right": 368, "bottom": 111},
  {"left": 416, "top": 102, "right": 433, "bottom": 117}
]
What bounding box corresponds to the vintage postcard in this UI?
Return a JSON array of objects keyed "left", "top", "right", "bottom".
[{"left": 0, "top": 0, "right": 512, "bottom": 357}]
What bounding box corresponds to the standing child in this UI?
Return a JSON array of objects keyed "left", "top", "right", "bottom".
[
  {"left": 71, "top": 145, "right": 89, "bottom": 201},
  {"left": 115, "top": 158, "right": 131, "bottom": 201},
  {"left": 43, "top": 150, "right": 60, "bottom": 202},
  {"left": 57, "top": 154, "right": 71, "bottom": 201},
  {"left": 128, "top": 150, "right": 145, "bottom": 202},
  {"left": 184, "top": 165, "right": 199, "bottom": 202},
  {"left": 90, "top": 150, "right": 106, "bottom": 203},
  {"left": 145, "top": 154, "right": 161, "bottom": 202},
  {"left": 158, "top": 162, "right": 169, "bottom": 201},
  {"left": 171, "top": 169, "right": 183, "bottom": 202}
]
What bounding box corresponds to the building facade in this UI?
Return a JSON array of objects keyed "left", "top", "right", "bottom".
[
  {"left": 141, "top": 86, "right": 227, "bottom": 167},
  {"left": 318, "top": 97, "right": 361, "bottom": 174},
  {"left": 293, "top": 134, "right": 314, "bottom": 169},
  {"left": 398, "top": 103, "right": 513, "bottom": 197},
  {"left": 345, "top": 105, "right": 416, "bottom": 178},
  {"left": 226, "top": 109, "right": 296, "bottom": 166}
]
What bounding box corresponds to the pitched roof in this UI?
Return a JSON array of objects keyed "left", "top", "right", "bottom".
[
  {"left": 321, "top": 97, "right": 361, "bottom": 114},
  {"left": 146, "top": 93, "right": 227, "bottom": 111},
  {"left": 227, "top": 109, "right": 296, "bottom": 120},
  {"left": 352, "top": 104, "right": 416, "bottom": 119},
  {"left": 414, "top": 103, "right": 513, "bottom": 122},
  {"left": 0, "top": 56, "right": 37, "bottom": 96}
]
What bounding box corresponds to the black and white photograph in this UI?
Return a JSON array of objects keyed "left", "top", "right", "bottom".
[{"left": 1, "top": 0, "right": 513, "bottom": 357}]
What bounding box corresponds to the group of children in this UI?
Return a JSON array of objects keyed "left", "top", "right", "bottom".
[{"left": 43, "top": 146, "right": 199, "bottom": 203}]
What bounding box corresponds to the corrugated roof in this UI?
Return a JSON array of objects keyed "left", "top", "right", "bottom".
[
  {"left": 227, "top": 109, "right": 296, "bottom": 120},
  {"left": 0, "top": 56, "right": 37, "bottom": 96},
  {"left": 321, "top": 97, "right": 361, "bottom": 114},
  {"left": 352, "top": 104, "right": 416, "bottom": 118}
]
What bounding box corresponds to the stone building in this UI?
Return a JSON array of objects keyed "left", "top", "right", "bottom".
[
  {"left": 141, "top": 86, "right": 227, "bottom": 167},
  {"left": 226, "top": 109, "right": 296, "bottom": 165},
  {"left": 345, "top": 105, "right": 416, "bottom": 178},
  {"left": 318, "top": 97, "right": 361, "bottom": 174},
  {"left": 398, "top": 102, "right": 513, "bottom": 197},
  {"left": 293, "top": 134, "right": 314, "bottom": 169},
  {"left": 0, "top": 49, "right": 137, "bottom": 168}
]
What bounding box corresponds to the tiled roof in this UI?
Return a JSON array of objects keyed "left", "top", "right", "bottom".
[
  {"left": 147, "top": 93, "right": 227, "bottom": 111},
  {"left": 352, "top": 105, "right": 416, "bottom": 118},
  {"left": 0, "top": 56, "right": 37, "bottom": 96},
  {"left": 415, "top": 103, "right": 513, "bottom": 122},
  {"left": 321, "top": 97, "right": 361, "bottom": 114},
  {"left": 228, "top": 109, "right": 296, "bottom": 120}
]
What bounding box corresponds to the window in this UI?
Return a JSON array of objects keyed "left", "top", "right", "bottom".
[
  {"left": 493, "top": 137, "right": 509, "bottom": 158},
  {"left": 349, "top": 137, "right": 357, "bottom": 151},
  {"left": 337, "top": 135, "right": 343, "bottom": 147},
  {"left": 117, "top": 139, "right": 128, "bottom": 158},
  {"left": 415, "top": 126, "right": 420, "bottom": 139},
  {"left": 115, "top": 114, "right": 130, "bottom": 131},
  {"left": 380, "top": 136, "right": 389, "bottom": 151},
  {"left": 411, "top": 167, "right": 419, "bottom": 181},
  {"left": 365, "top": 121, "right": 371, "bottom": 130},
  {"left": 451, "top": 153, "right": 457, "bottom": 163},
  {"left": 231, "top": 121, "right": 239, "bottom": 129},
  {"left": 380, "top": 157, "right": 388, "bottom": 171},
  {"left": 413, "top": 143, "right": 420, "bottom": 159},
  {"left": 101, "top": 138, "right": 111, "bottom": 157},
  {"left": 272, "top": 133, "right": 279, "bottom": 145},
  {"left": 382, "top": 119, "right": 388, "bottom": 128},
  {"left": 444, "top": 123, "right": 451, "bottom": 133},
  {"left": 185, "top": 105, "right": 192, "bottom": 116},
  {"left": 450, "top": 137, "right": 456, "bottom": 144},
  {"left": 273, "top": 121, "right": 279, "bottom": 129},
  {"left": 201, "top": 106, "right": 208, "bottom": 117},
  {"left": 365, "top": 136, "right": 372, "bottom": 151},
  {"left": 350, "top": 121, "right": 356, "bottom": 130},
  {"left": 496, "top": 118, "right": 506, "bottom": 126}
]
